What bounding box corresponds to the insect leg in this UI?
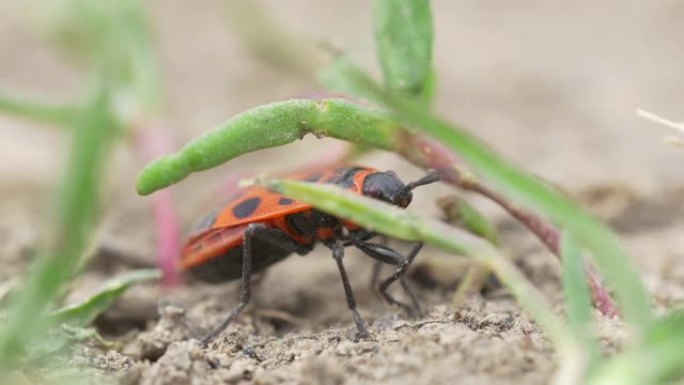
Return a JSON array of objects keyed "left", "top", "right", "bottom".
[
  {"left": 354, "top": 241, "right": 424, "bottom": 317},
  {"left": 329, "top": 242, "right": 370, "bottom": 339},
  {"left": 367, "top": 234, "right": 387, "bottom": 290},
  {"left": 201, "top": 224, "right": 310, "bottom": 346}
]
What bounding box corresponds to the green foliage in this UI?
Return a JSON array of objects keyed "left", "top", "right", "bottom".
[
  {"left": 26, "top": 325, "right": 116, "bottom": 365},
  {"left": 590, "top": 310, "right": 684, "bottom": 385},
  {"left": 132, "top": 0, "right": 680, "bottom": 382},
  {"left": 373, "top": 0, "right": 433, "bottom": 97},
  {"left": 3, "top": 0, "right": 672, "bottom": 383},
  {"left": 0, "top": 83, "right": 117, "bottom": 366},
  {"left": 319, "top": 60, "right": 655, "bottom": 334},
  {"left": 136, "top": 99, "right": 403, "bottom": 195},
  {"left": 561, "top": 233, "right": 598, "bottom": 372},
  {"left": 439, "top": 196, "right": 498, "bottom": 244},
  {"left": 0, "top": 94, "right": 78, "bottom": 126},
  {"left": 36, "top": 0, "right": 160, "bottom": 118},
  {"left": 18, "top": 270, "right": 160, "bottom": 365},
  {"left": 48, "top": 269, "right": 161, "bottom": 327},
  {"left": 0, "top": 0, "right": 162, "bottom": 371}
]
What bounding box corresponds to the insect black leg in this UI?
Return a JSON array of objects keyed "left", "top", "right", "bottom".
[
  {"left": 400, "top": 243, "right": 423, "bottom": 314},
  {"left": 367, "top": 234, "right": 387, "bottom": 290},
  {"left": 329, "top": 242, "right": 370, "bottom": 339},
  {"left": 369, "top": 261, "right": 383, "bottom": 290},
  {"left": 354, "top": 241, "right": 424, "bottom": 317},
  {"left": 201, "top": 224, "right": 310, "bottom": 346}
]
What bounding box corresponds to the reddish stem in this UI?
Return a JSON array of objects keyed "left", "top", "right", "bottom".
[
  {"left": 134, "top": 123, "right": 182, "bottom": 287},
  {"left": 398, "top": 134, "right": 617, "bottom": 317}
]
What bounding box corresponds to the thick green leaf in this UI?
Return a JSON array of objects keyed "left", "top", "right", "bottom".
[
  {"left": 48, "top": 269, "right": 161, "bottom": 327},
  {"left": 136, "top": 99, "right": 403, "bottom": 195},
  {"left": 373, "top": 0, "right": 433, "bottom": 96}
]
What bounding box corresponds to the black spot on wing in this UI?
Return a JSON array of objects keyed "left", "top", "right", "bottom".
[
  {"left": 232, "top": 197, "right": 261, "bottom": 219},
  {"left": 326, "top": 167, "right": 363, "bottom": 188},
  {"left": 278, "top": 197, "right": 294, "bottom": 205}
]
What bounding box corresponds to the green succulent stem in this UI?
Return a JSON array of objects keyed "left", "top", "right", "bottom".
[{"left": 136, "top": 98, "right": 403, "bottom": 195}]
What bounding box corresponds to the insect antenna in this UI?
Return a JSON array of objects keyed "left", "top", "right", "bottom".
[{"left": 392, "top": 170, "right": 441, "bottom": 204}]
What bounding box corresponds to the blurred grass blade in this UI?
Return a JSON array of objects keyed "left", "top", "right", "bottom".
[
  {"left": 259, "top": 178, "right": 579, "bottom": 357},
  {"left": 320, "top": 60, "right": 654, "bottom": 333},
  {"left": 0, "top": 93, "right": 78, "bottom": 126},
  {"left": 438, "top": 195, "right": 498, "bottom": 244},
  {"left": 373, "top": 0, "right": 433, "bottom": 97},
  {"left": 561, "top": 232, "right": 598, "bottom": 372},
  {"left": 590, "top": 310, "right": 684, "bottom": 385},
  {"left": 224, "top": 0, "right": 320, "bottom": 78},
  {"left": 48, "top": 269, "right": 161, "bottom": 327},
  {"left": 0, "top": 83, "right": 116, "bottom": 366},
  {"left": 438, "top": 195, "right": 499, "bottom": 306},
  {"left": 639, "top": 309, "right": 684, "bottom": 384},
  {"left": 26, "top": 325, "right": 115, "bottom": 364},
  {"left": 36, "top": 0, "right": 160, "bottom": 119}
]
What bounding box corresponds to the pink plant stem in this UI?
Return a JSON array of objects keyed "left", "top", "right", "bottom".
[
  {"left": 585, "top": 267, "right": 618, "bottom": 317},
  {"left": 135, "top": 122, "right": 182, "bottom": 287},
  {"left": 398, "top": 134, "right": 618, "bottom": 317}
]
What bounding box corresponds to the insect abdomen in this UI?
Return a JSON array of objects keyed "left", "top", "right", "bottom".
[{"left": 188, "top": 238, "right": 294, "bottom": 283}]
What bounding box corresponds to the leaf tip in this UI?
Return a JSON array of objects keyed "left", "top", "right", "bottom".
[{"left": 136, "top": 155, "right": 189, "bottom": 196}]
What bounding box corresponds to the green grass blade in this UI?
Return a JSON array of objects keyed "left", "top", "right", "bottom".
[
  {"left": 642, "top": 310, "right": 684, "bottom": 384},
  {"left": 439, "top": 196, "right": 498, "bottom": 245},
  {"left": 224, "top": 0, "right": 320, "bottom": 78},
  {"left": 0, "top": 83, "right": 116, "bottom": 367},
  {"left": 48, "top": 269, "right": 161, "bottom": 327},
  {"left": 373, "top": 0, "right": 433, "bottom": 97},
  {"left": 37, "top": 0, "right": 160, "bottom": 116},
  {"left": 561, "top": 232, "right": 598, "bottom": 372},
  {"left": 320, "top": 60, "right": 654, "bottom": 334},
  {"left": 0, "top": 93, "right": 78, "bottom": 126},
  {"left": 590, "top": 310, "right": 684, "bottom": 385},
  {"left": 260, "top": 178, "right": 578, "bottom": 356}
]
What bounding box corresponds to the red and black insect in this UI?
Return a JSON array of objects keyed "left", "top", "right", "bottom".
[{"left": 181, "top": 166, "right": 440, "bottom": 344}]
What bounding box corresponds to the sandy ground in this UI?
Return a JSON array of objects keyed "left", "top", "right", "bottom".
[{"left": 1, "top": 0, "right": 683, "bottom": 384}]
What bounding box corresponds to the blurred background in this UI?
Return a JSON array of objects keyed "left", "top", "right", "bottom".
[
  {"left": 0, "top": 0, "right": 683, "bottom": 314},
  {"left": 2, "top": 0, "right": 683, "bottom": 189}
]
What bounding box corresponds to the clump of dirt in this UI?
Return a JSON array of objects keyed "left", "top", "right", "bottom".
[{"left": 98, "top": 302, "right": 556, "bottom": 385}]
